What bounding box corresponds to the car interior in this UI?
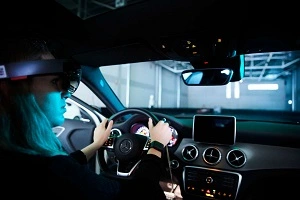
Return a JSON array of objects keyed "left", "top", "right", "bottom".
[{"left": 2, "top": 0, "right": 300, "bottom": 200}]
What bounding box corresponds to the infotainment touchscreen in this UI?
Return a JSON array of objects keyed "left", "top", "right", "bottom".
[{"left": 193, "top": 115, "right": 236, "bottom": 145}]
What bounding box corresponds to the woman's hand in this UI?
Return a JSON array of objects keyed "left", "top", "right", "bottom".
[
  {"left": 93, "top": 118, "right": 113, "bottom": 149},
  {"left": 147, "top": 118, "right": 172, "bottom": 157},
  {"left": 148, "top": 118, "right": 172, "bottom": 147},
  {"left": 81, "top": 118, "right": 113, "bottom": 161}
]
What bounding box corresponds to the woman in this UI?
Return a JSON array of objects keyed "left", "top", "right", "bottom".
[{"left": 0, "top": 32, "right": 172, "bottom": 199}]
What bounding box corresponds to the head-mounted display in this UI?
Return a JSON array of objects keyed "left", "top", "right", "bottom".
[{"left": 0, "top": 59, "right": 82, "bottom": 94}]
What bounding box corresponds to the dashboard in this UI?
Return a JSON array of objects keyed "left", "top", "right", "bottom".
[{"left": 59, "top": 112, "right": 300, "bottom": 200}]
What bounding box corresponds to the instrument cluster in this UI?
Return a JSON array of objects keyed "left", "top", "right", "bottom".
[{"left": 130, "top": 123, "right": 178, "bottom": 147}]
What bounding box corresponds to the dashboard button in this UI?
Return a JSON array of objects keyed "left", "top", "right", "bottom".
[{"left": 206, "top": 177, "right": 213, "bottom": 184}]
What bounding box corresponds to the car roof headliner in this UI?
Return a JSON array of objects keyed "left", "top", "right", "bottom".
[{"left": 1, "top": 0, "right": 300, "bottom": 67}]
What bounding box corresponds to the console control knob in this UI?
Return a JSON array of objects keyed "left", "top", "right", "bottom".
[
  {"left": 170, "top": 160, "right": 179, "bottom": 169},
  {"left": 206, "top": 176, "right": 213, "bottom": 184}
]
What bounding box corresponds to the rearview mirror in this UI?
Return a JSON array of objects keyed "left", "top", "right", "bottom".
[
  {"left": 181, "top": 68, "right": 233, "bottom": 86},
  {"left": 190, "top": 55, "right": 245, "bottom": 82}
]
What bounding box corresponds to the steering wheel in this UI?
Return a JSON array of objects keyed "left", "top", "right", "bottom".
[{"left": 98, "top": 108, "right": 160, "bottom": 180}]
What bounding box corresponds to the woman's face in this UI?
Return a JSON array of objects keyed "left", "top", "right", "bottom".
[
  {"left": 29, "top": 54, "right": 70, "bottom": 127},
  {"left": 30, "top": 75, "right": 70, "bottom": 127}
]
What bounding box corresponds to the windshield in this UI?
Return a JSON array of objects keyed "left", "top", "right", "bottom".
[
  {"left": 72, "top": 50, "right": 299, "bottom": 123},
  {"left": 99, "top": 50, "right": 300, "bottom": 123}
]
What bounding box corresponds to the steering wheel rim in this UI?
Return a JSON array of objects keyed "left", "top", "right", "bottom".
[{"left": 98, "top": 108, "right": 160, "bottom": 180}]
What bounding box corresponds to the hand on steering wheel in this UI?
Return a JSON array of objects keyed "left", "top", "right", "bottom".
[
  {"left": 98, "top": 108, "right": 169, "bottom": 180},
  {"left": 148, "top": 117, "right": 172, "bottom": 147}
]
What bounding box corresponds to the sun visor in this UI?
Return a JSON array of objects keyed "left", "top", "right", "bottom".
[{"left": 0, "top": 59, "right": 80, "bottom": 80}]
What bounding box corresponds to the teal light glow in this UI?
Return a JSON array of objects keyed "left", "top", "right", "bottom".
[
  {"left": 37, "top": 91, "right": 67, "bottom": 127},
  {"left": 100, "top": 79, "right": 104, "bottom": 87},
  {"left": 239, "top": 54, "right": 245, "bottom": 79}
]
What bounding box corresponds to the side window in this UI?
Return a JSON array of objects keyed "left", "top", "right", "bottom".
[
  {"left": 73, "top": 81, "right": 105, "bottom": 109},
  {"left": 64, "top": 99, "right": 82, "bottom": 120},
  {"left": 64, "top": 81, "right": 106, "bottom": 122}
]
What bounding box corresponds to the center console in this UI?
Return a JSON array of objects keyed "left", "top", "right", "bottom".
[{"left": 183, "top": 166, "right": 242, "bottom": 200}]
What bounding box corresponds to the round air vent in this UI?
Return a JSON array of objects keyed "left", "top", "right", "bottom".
[
  {"left": 182, "top": 145, "right": 198, "bottom": 161},
  {"left": 202, "top": 147, "right": 221, "bottom": 165},
  {"left": 226, "top": 149, "right": 246, "bottom": 168}
]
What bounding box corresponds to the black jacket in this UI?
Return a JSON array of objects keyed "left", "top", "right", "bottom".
[{"left": 0, "top": 150, "right": 166, "bottom": 200}]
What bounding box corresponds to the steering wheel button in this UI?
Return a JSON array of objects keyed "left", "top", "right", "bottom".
[{"left": 104, "top": 138, "right": 114, "bottom": 146}]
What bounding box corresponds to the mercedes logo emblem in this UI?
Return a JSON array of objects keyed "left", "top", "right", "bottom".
[{"left": 120, "top": 139, "right": 133, "bottom": 153}]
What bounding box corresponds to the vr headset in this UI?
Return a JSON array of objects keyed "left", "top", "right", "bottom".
[{"left": 0, "top": 59, "right": 82, "bottom": 94}]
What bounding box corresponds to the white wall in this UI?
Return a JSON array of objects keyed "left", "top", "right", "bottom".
[{"left": 185, "top": 79, "right": 286, "bottom": 110}]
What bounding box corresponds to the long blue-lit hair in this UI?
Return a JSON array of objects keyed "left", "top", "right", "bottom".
[{"left": 0, "top": 33, "right": 68, "bottom": 156}]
